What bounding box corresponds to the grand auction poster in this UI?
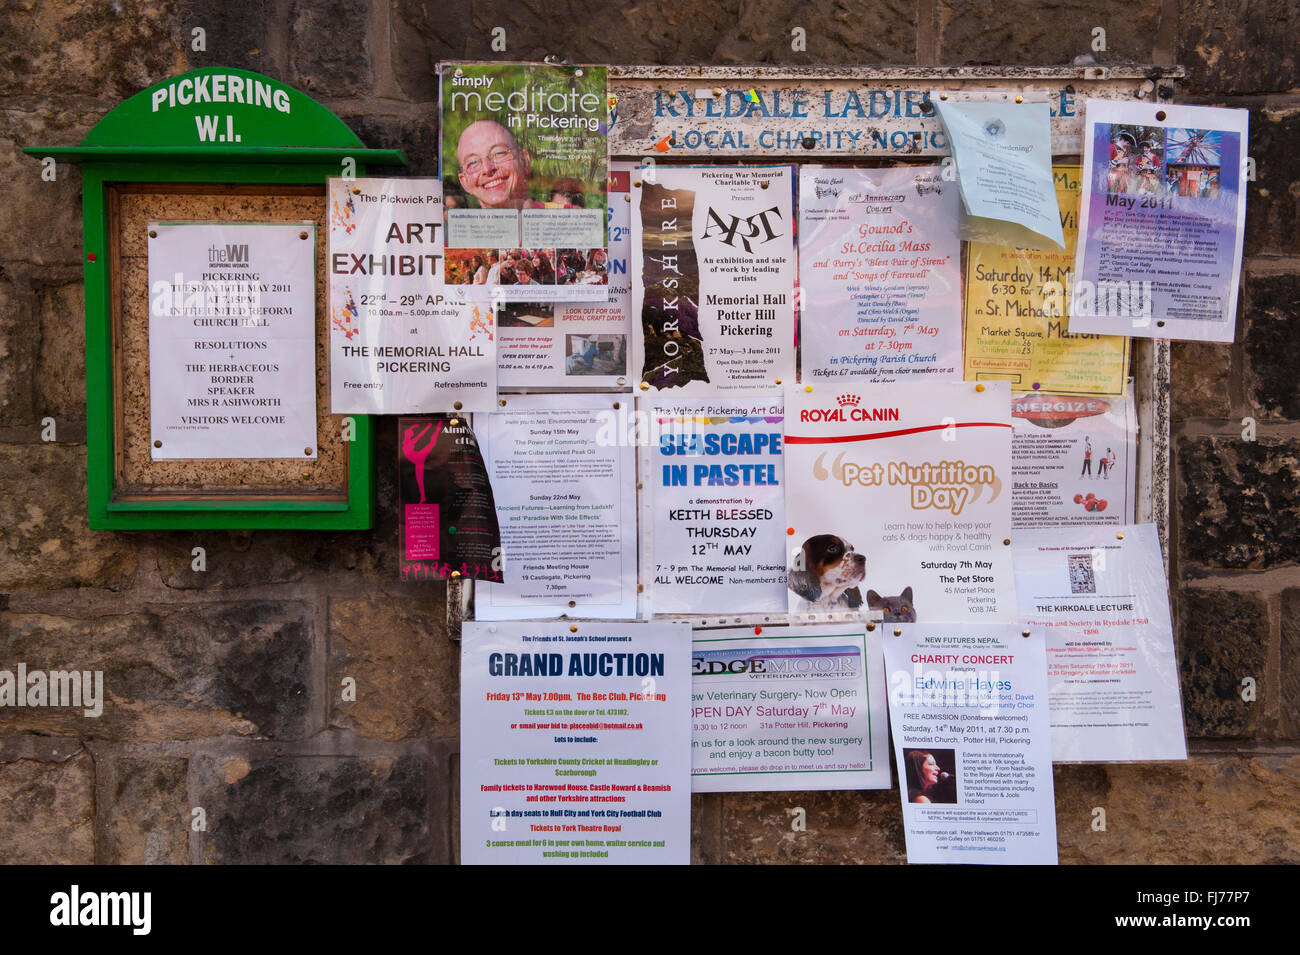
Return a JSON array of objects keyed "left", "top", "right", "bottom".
[
  {"left": 692, "top": 623, "right": 891, "bottom": 792},
  {"left": 461, "top": 620, "right": 691, "bottom": 865},
  {"left": 497, "top": 162, "right": 634, "bottom": 391},
  {"left": 799, "top": 165, "right": 962, "bottom": 383},
  {"left": 963, "top": 165, "right": 1130, "bottom": 396},
  {"left": 1071, "top": 100, "right": 1248, "bottom": 342},
  {"left": 440, "top": 62, "right": 609, "bottom": 303},
  {"left": 328, "top": 178, "right": 497, "bottom": 413},
  {"left": 632, "top": 165, "right": 796, "bottom": 394},
  {"left": 884, "top": 622, "right": 1058, "bottom": 864},
  {"left": 476, "top": 393, "right": 637, "bottom": 619},
  {"left": 1013, "top": 523, "right": 1187, "bottom": 762},
  {"left": 148, "top": 221, "right": 316, "bottom": 459},
  {"left": 783, "top": 381, "right": 1017, "bottom": 621},
  {"left": 645, "top": 395, "right": 787, "bottom": 615}
]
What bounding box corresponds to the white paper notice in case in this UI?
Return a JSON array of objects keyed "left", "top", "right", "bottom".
[
  {"left": 148, "top": 222, "right": 317, "bottom": 459},
  {"left": 476, "top": 393, "right": 637, "bottom": 619},
  {"left": 692, "top": 623, "right": 891, "bottom": 792},
  {"left": 461, "top": 619, "right": 691, "bottom": 865},
  {"left": 1013, "top": 523, "right": 1187, "bottom": 762},
  {"left": 884, "top": 622, "right": 1058, "bottom": 865}
]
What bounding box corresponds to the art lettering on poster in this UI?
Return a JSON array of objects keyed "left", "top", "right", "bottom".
[
  {"left": 1013, "top": 523, "right": 1187, "bottom": 762},
  {"left": 632, "top": 165, "right": 796, "bottom": 395},
  {"left": 691, "top": 624, "right": 891, "bottom": 792},
  {"left": 398, "top": 415, "right": 502, "bottom": 583},
  {"left": 1011, "top": 390, "right": 1136, "bottom": 528},
  {"left": 147, "top": 222, "right": 317, "bottom": 459},
  {"left": 963, "top": 165, "right": 1130, "bottom": 396},
  {"left": 476, "top": 393, "right": 637, "bottom": 620},
  {"left": 329, "top": 178, "right": 497, "bottom": 414},
  {"left": 461, "top": 620, "right": 691, "bottom": 865},
  {"left": 883, "top": 622, "right": 1058, "bottom": 865},
  {"left": 1071, "top": 100, "right": 1248, "bottom": 342},
  {"left": 440, "top": 62, "right": 609, "bottom": 303},
  {"left": 799, "top": 165, "right": 963, "bottom": 384},
  {"left": 783, "top": 381, "right": 1017, "bottom": 622},
  {"left": 645, "top": 395, "right": 787, "bottom": 615},
  {"left": 497, "top": 162, "right": 634, "bottom": 391}
]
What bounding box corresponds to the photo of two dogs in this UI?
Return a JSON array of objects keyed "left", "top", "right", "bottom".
[{"left": 788, "top": 533, "right": 916, "bottom": 621}]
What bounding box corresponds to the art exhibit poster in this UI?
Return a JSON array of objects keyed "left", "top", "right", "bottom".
[
  {"left": 783, "top": 380, "right": 1017, "bottom": 622},
  {"left": 461, "top": 620, "right": 691, "bottom": 865},
  {"left": 476, "top": 393, "right": 637, "bottom": 619},
  {"left": 799, "top": 165, "right": 962, "bottom": 383},
  {"left": 148, "top": 221, "right": 316, "bottom": 459},
  {"left": 1071, "top": 100, "right": 1248, "bottom": 343},
  {"left": 328, "top": 178, "right": 497, "bottom": 414},
  {"left": 1013, "top": 523, "right": 1187, "bottom": 762},
  {"left": 692, "top": 623, "right": 891, "bottom": 792},
  {"left": 963, "top": 165, "right": 1130, "bottom": 396},
  {"left": 645, "top": 395, "right": 787, "bottom": 615},
  {"left": 440, "top": 62, "right": 609, "bottom": 303},
  {"left": 497, "top": 162, "right": 634, "bottom": 391},
  {"left": 632, "top": 165, "right": 796, "bottom": 395},
  {"left": 1011, "top": 390, "right": 1136, "bottom": 529},
  {"left": 884, "top": 622, "right": 1058, "bottom": 865}
]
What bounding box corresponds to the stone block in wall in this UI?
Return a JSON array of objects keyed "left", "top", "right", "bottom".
[
  {"left": 327, "top": 589, "right": 454, "bottom": 740},
  {"left": 100, "top": 756, "right": 189, "bottom": 864},
  {"left": 0, "top": 740, "right": 94, "bottom": 863},
  {"left": 1281, "top": 588, "right": 1300, "bottom": 737},
  {"left": 1177, "top": 435, "right": 1300, "bottom": 570},
  {"left": 36, "top": 281, "right": 86, "bottom": 421},
  {"left": 178, "top": 0, "right": 280, "bottom": 75},
  {"left": 716, "top": 789, "right": 906, "bottom": 864},
  {"left": 1242, "top": 271, "right": 1300, "bottom": 420},
  {"left": 1244, "top": 106, "right": 1300, "bottom": 258},
  {"left": 1176, "top": 588, "right": 1268, "bottom": 737},
  {"left": 939, "top": 0, "right": 1163, "bottom": 64},
  {"left": 190, "top": 751, "right": 439, "bottom": 863},
  {"left": 290, "top": 0, "right": 373, "bottom": 98},
  {"left": 151, "top": 527, "right": 392, "bottom": 589},
  {"left": 0, "top": 600, "right": 311, "bottom": 741},
  {"left": 0, "top": 277, "right": 39, "bottom": 427},
  {"left": 0, "top": 443, "right": 139, "bottom": 591},
  {"left": 1179, "top": 0, "right": 1299, "bottom": 96},
  {"left": 340, "top": 113, "right": 441, "bottom": 177},
  {"left": 1171, "top": 341, "right": 1232, "bottom": 421},
  {"left": 0, "top": 109, "right": 90, "bottom": 268}
]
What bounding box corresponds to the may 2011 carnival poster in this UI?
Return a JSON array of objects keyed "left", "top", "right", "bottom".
[
  {"left": 440, "top": 62, "right": 609, "bottom": 303},
  {"left": 884, "top": 622, "right": 1058, "bottom": 864},
  {"left": 783, "top": 381, "right": 1017, "bottom": 622},
  {"left": 1072, "top": 100, "right": 1248, "bottom": 343},
  {"left": 646, "top": 395, "right": 787, "bottom": 615},
  {"left": 633, "top": 165, "right": 796, "bottom": 395},
  {"left": 461, "top": 620, "right": 691, "bottom": 865},
  {"left": 692, "top": 623, "right": 891, "bottom": 792},
  {"left": 328, "top": 178, "right": 497, "bottom": 413},
  {"left": 497, "top": 162, "right": 634, "bottom": 391},
  {"left": 962, "top": 164, "right": 1130, "bottom": 396},
  {"left": 798, "top": 165, "right": 963, "bottom": 383}
]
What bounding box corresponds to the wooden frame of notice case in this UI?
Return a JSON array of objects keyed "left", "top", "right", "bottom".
[{"left": 29, "top": 68, "right": 406, "bottom": 530}]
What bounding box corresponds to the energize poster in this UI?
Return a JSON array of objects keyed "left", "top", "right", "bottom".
[
  {"left": 148, "top": 221, "right": 317, "bottom": 460},
  {"left": 476, "top": 394, "right": 637, "bottom": 620},
  {"left": 1071, "top": 100, "right": 1248, "bottom": 342},
  {"left": 692, "top": 624, "right": 891, "bottom": 791},
  {"left": 784, "top": 381, "right": 1017, "bottom": 621},
  {"left": 963, "top": 165, "right": 1130, "bottom": 396},
  {"left": 497, "top": 163, "right": 634, "bottom": 391},
  {"left": 633, "top": 165, "right": 796, "bottom": 394},
  {"left": 441, "top": 62, "right": 609, "bottom": 303},
  {"left": 329, "top": 178, "right": 497, "bottom": 414},
  {"left": 1013, "top": 523, "right": 1187, "bottom": 762},
  {"left": 799, "top": 165, "right": 962, "bottom": 383},
  {"left": 461, "top": 620, "right": 691, "bottom": 865},
  {"left": 646, "top": 395, "right": 787, "bottom": 615},
  {"left": 1011, "top": 391, "right": 1136, "bottom": 529},
  {"left": 884, "top": 622, "right": 1058, "bottom": 864}
]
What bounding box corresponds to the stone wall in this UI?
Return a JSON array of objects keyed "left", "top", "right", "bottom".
[{"left": 1, "top": 0, "right": 1297, "bottom": 864}]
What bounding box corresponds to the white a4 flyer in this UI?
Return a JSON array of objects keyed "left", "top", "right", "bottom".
[
  {"left": 784, "top": 381, "right": 1016, "bottom": 621},
  {"left": 633, "top": 165, "right": 796, "bottom": 395}
]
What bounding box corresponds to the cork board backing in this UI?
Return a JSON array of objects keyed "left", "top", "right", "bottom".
[{"left": 110, "top": 183, "right": 348, "bottom": 501}]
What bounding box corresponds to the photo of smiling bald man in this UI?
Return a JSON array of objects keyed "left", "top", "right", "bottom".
[{"left": 455, "top": 120, "right": 541, "bottom": 210}]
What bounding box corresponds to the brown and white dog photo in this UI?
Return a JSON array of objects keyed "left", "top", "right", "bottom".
[{"left": 788, "top": 533, "right": 867, "bottom": 611}]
